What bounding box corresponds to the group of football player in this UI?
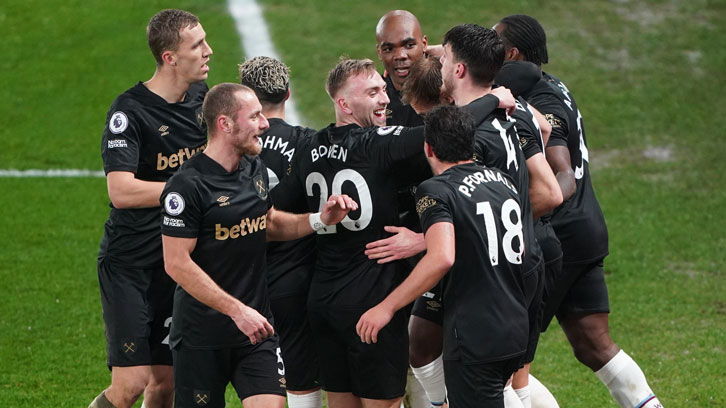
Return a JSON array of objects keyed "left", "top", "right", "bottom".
[{"left": 89, "top": 7, "right": 664, "bottom": 408}]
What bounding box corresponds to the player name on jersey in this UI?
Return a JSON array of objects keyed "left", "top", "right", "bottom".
[
  {"left": 458, "top": 169, "right": 517, "bottom": 198},
  {"left": 310, "top": 144, "right": 348, "bottom": 162},
  {"left": 260, "top": 134, "right": 297, "bottom": 161}
]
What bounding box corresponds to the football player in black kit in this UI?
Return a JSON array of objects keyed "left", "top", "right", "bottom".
[
  {"left": 239, "top": 56, "right": 322, "bottom": 408},
  {"left": 160, "top": 83, "right": 356, "bottom": 408},
  {"left": 356, "top": 104, "right": 530, "bottom": 408},
  {"left": 494, "top": 14, "right": 663, "bottom": 408},
  {"left": 91, "top": 9, "right": 212, "bottom": 408}
]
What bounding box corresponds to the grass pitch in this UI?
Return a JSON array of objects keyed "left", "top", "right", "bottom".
[{"left": 1, "top": 0, "right": 725, "bottom": 406}]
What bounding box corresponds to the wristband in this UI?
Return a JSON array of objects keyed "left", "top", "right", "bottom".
[{"left": 308, "top": 212, "right": 328, "bottom": 231}]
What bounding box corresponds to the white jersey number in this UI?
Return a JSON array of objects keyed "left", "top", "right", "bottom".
[
  {"left": 574, "top": 109, "right": 589, "bottom": 180},
  {"left": 492, "top": 118, "right": 519, "bottom": 172},
  {"left": 305, "top": 169, "right": 373, "bottom": 234},
  {"left": 476, "top": 198, "right": 524, "bottom": 266}
]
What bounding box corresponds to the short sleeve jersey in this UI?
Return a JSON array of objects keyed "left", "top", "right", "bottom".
[
  {"left": 465, "top": 97, "right": 543, "bottom": 275},
  {"left": 160, "top": 153, "right": 273, "bottom": 349},
  {"left": 259, "top": 118, "right": 317, "bottom": 299},
  {"left": 272, "top": 124, "right": 425, "bottom": 308},
  {"left": 99, "top": 81, "right": 208, "bottom": 267},
  {"left": 525, "top": 74, "right": 608, "bottom": 264},
  {"left": 416, "top": 162, "right": 528, "bottom": 363}
]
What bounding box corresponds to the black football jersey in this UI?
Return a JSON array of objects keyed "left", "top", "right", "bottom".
[
  {"left": 385, "top": 75, "right": 424, "bottom": 127},
  {"left": 161, "top": 153, "right": 273, "bottom": 349},
  {"left": 511, "top": 97, "right": 545, "bottom": 160},
  {"left": 99, "top": 81, "right": 208, "bottom": 267},
  {"left": 416, "top": 162, "right": 528, "bottom": 363},
  {"left": 259, "top": 118, "right": 317, "bottom": 299},
  {"left": 465, "top": 96, "right": 543, "bottom": 275},
  {"left": 526, "top": 73, "right": 608, "bottom": 264},
  {"left": 272, "top": 124, "right": 425, "bottom": 308}
]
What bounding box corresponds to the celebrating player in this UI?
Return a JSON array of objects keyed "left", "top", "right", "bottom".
[
  {"left": 91, "top": 9, "right": 212, "bottom": 408},
  {"left": 239, "top": 56, "right": 323, "bottom": 408},
  {"left": 161, "top": 83, "right": 356, "bottom": 408},
  {"left": 494, "top": 14, "right": 663, "bottom": 408},
  {"left": 357, "top": 104, "right": 530, "bottom": 408}
]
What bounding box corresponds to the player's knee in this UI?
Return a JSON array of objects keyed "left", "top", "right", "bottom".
[{"left": 409, "top": 339, "right": 439, "bottom": 368}]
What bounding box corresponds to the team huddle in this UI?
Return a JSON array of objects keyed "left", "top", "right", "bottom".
[{"left": 90, "top": 8, "right": 664, "bottom": 408}]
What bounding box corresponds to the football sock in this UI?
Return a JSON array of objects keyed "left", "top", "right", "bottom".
[
  {"left": 406, "top": 368, "right": 431, "bottom": 408},
  {"left": 514, "top": 385, "right": 532, "bottom": 408},
  {"left": 287, "top": 390, "right": 323, "bottom": 408},
  {"left": 528, "top": 374, "right": 559, "bottom": 408},
  {"left": 411, "top": 354, "right": 447, "bottom": 406},
  {"left": 88, "top": 391, "right": 116, "bottom": 408},
  {"left": 595, "top": 350, "right": 663, "bottom": 408},
  {"left": 504, "top": 384, "right": 525, "bottom": 408}
]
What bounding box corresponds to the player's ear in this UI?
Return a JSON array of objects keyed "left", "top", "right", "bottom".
[
  {"left": 337, "top": 97, "right": 352, "bottom": 114},
  {"left": 424, "top": 141, "right": 434, "bottom": 158},
  {"left": 285, "top": 88, "right": 290, "bottom": 102},
  {"left": 507, "top": 47, "right": 521, "bottom": 61},
  {"left": 421, "top": 34, "right": 428, "bottom": 49},
  {"left": 162, "top": 50, "right": 176, "bottom": 67},
  {"left": 218, "top": 115, "right": 232, "bottom": 134},
  {"left": 455, "top": 62, "right": 466, "bottom": 79}
]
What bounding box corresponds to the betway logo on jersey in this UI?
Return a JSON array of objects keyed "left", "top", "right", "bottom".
[
  {"left": 458, "top": 170, "right": 517, "bottom": 198},
  {"left": 215, "top": 215, "right": 267, "bottom": 240},
  {"left": 311, "top": 144, "right": 348, "bottom": 162},
  {"left": 157, "top": 144, "right": 207, "bottom": 170}
]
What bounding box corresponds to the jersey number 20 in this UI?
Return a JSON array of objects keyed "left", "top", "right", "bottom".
[{"left": 306, "top": 169, "right": 372, "bottom": 234}]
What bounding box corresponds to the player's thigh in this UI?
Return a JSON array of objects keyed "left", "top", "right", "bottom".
[
  {"left": 241, "top": 394, "right": 286, "bottom": 408},
  {"left": 99, "top": 259, "right": 167, "bottom": 367},
  {"left": 307, "top": 305, "right": 352, "bottom": 393},
  {"left": 348, "top": 309, "right": 408, "bottom": 400},
  {"left": 408, "top": 313, "right": 443, "bottom": 368},
  {"left": 444, "top": 357, "right": 521, "bottom": 408},
  {"left": 270, "top": 295, "right": 319, "bottom": 391},
  {"left": 171, "top": 346, "right": 229, "bottom": 408},
  {"left": 555, "top": 260, "right": 610, "bottom": 321},
  {"left": 230, "top": 337, "right": 287, "bottom": 401}
]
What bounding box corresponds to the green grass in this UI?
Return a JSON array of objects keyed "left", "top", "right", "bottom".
[{"left": 1, "top": 0, "right": 725, "bottom": 406}]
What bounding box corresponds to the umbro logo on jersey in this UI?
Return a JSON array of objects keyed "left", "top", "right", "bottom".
[
  {"left": 217, "top": 195, "right": 230, "bottom": 207},
  {"left": 158, "top": 125, "right": 169, "bottom": 136},
  {"left": 279, "top": 377, "right": 287, "bottom": 388}
]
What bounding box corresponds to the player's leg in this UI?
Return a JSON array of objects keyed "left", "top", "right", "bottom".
[
  {"left": 527, "top": 375, "right": 559, "bottom": 408},
  {"left": 232, "top": 338, "right": 287, "bottom": 408},
  {"left": 308, "top": 305, "right": 356, "bottom": 408},
  {"left": 141, "top": 267, "right": 176, "bottom": 408},
  {"left": 445, "top": 357, "right": 521, "bottom": 408},
  {"left": 558, "top": 261, "right": 662, "bottom": 408},
  {"left": 349, "top": 309, "right": 408, "bottom": 407},
  {"left": 409, "top": 285, "right": 447, "bottom": 407},
  {"left": 92, "top": 260, "right": 161, "bottom": 408},
  {"left": 270, "top": 295, "right": 322, "bottom": 408},
  {"left": 405, "top": 368, "right": 431, "bottom": 408},
  {"left": 512, "top": 262, "right": 549, "bottom": 408},
  {"left": 172, "top": 346, "right": 229, "bottom": 408}
]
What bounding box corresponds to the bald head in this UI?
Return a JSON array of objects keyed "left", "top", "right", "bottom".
[{"left": 375, "top": 10, "right": 427, "bottom": 90}]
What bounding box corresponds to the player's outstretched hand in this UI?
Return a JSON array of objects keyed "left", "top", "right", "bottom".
[
  {"left": 424, "top": 44, "right": 443, "bottom": 58},
  {"left": 491, "top": 86, "right": 516, "bottom": 115},
  {"left": 356, "top": 305, "right": 393, "bottom": 344},
  {"left": 365, "top": 226, "right": 425, "bottom": 264},
  {"left": 231, "top": 303, "right": 274, "bottom": 345},
  {"left": 321, "top": 194, "right": 358, "bottom": 225}
]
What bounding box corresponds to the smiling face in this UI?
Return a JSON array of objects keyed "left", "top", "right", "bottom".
[
  {"left": 229, "top": 91, "right": 269, "bottom": 156},
  {"left": 171, "top": 23, "right": 213, "bottom": 84},
  {"left": 376, "top": 13, "right": 427, "bottom": 90},
  {"left": 341, "top": 72, "right": 390, "bottom": 127}
]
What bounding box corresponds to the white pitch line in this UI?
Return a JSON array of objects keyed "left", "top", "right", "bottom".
[
  {"left": 227, "top": 0, "right": 304, "bottom": 126},
  {"left": 0, "top": 169, "right": 105, "bottom": 178}
]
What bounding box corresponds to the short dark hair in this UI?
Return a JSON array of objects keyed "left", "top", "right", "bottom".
[
  {"left": 401, "top": 57, "right": 442, "bottom": 108},
  {"left": 497, "top": 15, "right": 549, "bottom": 66},
  {"left": 424, "top": 105, "right": 475, "bottom": 163},
  {"left": 202, "top": 83, "right": 253, "bottom": 137},
  {"left": 442, "top": 24, "right": 504, "bottom": 87},
  {"left": 325, "top": 58, "right": 377, "bottom": 99},
  {"left": 238, "top": 56, "right": 290, "bottom": 105},
  {"left": 147, "top": 9, "right": 200, "bottom": 66}
]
